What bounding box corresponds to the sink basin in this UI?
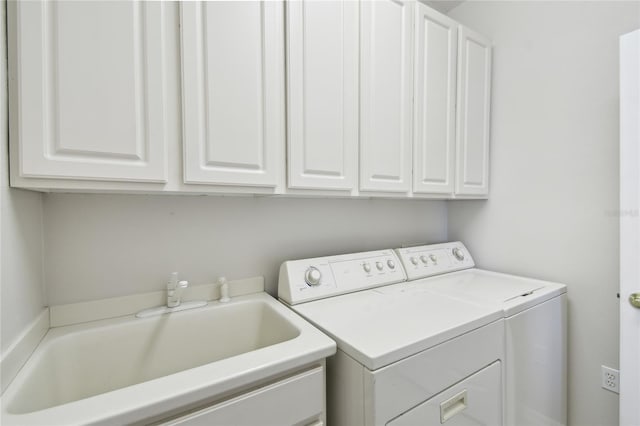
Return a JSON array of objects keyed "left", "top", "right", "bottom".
[
  {"left": 1, "top": 293, "right": 336, "bottom": 426},
  {"left": 8, "top": 299, "right": 299, "bottom": 414}
]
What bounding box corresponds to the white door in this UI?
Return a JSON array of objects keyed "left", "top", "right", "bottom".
[
  {"left": 180, "top": 1, "right": 284, "bottom": 187},
  {"left": 10, "top": 1, "right": 168, "bottom": 183},
  {"left": 360, "top": 0, "right": 414, "bottom": 193},
  {"left": 619, "top": 28, "right": 640, "bottom": 426},
  {"left": 455, "top": 26, "right": 491, "bottom": 196},
  {"left": 413, "top": 4, "right": 457, "bottom": 195},
  {"left": 287, "top": 1, "right": 358, "bottom": 191}
]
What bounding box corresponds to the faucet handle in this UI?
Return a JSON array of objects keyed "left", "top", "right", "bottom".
[
  {"left": 168, "top": 272, "right": 179, "bottom": 290},
  {"left": 218, "top": 276, "right": 230, "bottom": 303}
]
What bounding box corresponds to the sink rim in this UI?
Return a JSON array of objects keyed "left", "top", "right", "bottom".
[{"left": 1, "top": 292, "right": 336, "bottom": 426}]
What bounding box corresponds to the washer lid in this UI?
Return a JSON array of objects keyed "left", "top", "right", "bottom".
[
  {"left": 400, "top": 269, "right": 567, "bottom": 317},
  {"left": 290, "top": 284, "right": 503, "bottom": 371}
]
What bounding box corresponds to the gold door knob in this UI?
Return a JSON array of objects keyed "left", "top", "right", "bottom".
[{"left": 630, "top": 293, "right": 640, "bottom": 309}]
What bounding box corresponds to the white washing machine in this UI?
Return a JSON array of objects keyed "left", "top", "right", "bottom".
[
  {"left": 278, "top": 247, "right": 506, "bottom": 426},
  {"left": 394, "top": 243, "right": 567, "bottom": 426}
]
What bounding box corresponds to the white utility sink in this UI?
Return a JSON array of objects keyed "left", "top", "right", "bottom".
[{"left": 1, "top": 293, "right": 336, "bottom": 426}]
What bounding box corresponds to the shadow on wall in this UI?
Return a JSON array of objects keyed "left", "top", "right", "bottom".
[{"left": 42, "top": 194, "right": 448, "bottom": 305}]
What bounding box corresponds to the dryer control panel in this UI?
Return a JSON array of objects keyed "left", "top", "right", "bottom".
[
  {"left": 395, "top": 242, "right": 475, "bottom": 281},
  {"left": 278, "top": 250, "right": 406, "bottom": 305}
]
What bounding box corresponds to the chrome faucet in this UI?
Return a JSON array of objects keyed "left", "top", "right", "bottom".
[
  {"left": 167, "top": 272, "right": 189, "bottom": 308},
  {"left": 135, "top": 272, "right": 206, "bottom": 318}
]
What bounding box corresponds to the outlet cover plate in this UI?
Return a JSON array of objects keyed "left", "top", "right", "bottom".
[{"left": 601, "top": 365, "right": 620, "bottom": 394}]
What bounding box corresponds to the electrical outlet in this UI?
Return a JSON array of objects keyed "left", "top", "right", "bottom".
[{"left": 601, "top": 365, "right": 619, "bottom": 394}]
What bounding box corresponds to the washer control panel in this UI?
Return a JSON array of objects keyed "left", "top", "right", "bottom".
[
  {"left": 395, "top": 242, "right": 475, "bottom": 281},
  {"left": 278, "top": 250, "right": 406, "bottom": 305}
]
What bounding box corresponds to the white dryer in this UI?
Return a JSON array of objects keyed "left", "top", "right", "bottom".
[
  {"left": 395, "top": 242, "right": 567, "bottom": 426},
  {"left": 278, "top": 248, "right": 506, "bottom": 426}
]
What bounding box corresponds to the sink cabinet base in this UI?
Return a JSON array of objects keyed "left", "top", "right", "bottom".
[{"left": 149, "top": 364, "right": 326, "bottom": 426}]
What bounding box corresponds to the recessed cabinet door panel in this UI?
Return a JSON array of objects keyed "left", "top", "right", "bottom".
[
  {"left": 13, "top": 1, "right": 168, "bottom": 182},
  {"left": 360, "top": 0, "right": 413, "bottom": 193},
  {"left": 181, "top": 1, "right": 284, "bottom": 187},
  {"left": 161, "top": 367, "right": 324, "bottom": 426},
  {"left": 413, "top": 5, "right": 457, "bottom": 195},
  {"left": 287, "top": 1, "right": 358, "bottom": 191},
  {"left": 456, "top": 26, "right": 491, "bottom": 196}
]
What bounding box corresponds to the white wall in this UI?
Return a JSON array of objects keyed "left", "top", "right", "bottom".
[
  {"left": 43, "top": 194, "right": 447, "bottom": 305},
  {"left": 447, "top": 2, "right": 640, "bottom": 425},
  {"left": 0, "top": 0, "right": 45, "bottom": 354}
]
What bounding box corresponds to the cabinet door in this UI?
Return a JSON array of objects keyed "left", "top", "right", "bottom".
[
  {"left": 11, "top": 1, "right": 168, "bottom": 183},
  {"left": 287, "top": 1, "right": 358, "bottom": 191},
  {"left": 181, "top": 2, "right": 284, "bottom": 187},
  {"left": 161, "top": 367, "right": 324, "bottom": 426},
  {"left": 455, "top": 26, "right": 491, "bottom": 196},
  {"left": 413, "top": 5, "right": 457, "bottom": 195},
  {"left": 360, "top": 0, "right": 414, "bottom": 193}
]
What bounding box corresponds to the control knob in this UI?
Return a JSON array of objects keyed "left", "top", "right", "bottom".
[
  {"left": 363, "top": 263, "right": 372, "bottom": 273},
  {"left": 376, "top": 261, "right": 384, "bottom": 271},
  {"left": 387, "top": 259, "right": 396, "bottom": 269},
  {"left": 420, "top": 255, "right": 428, "bottom": 264},
  {"left": 304, "top": 267, "right": 322, "bottom": 286},
  {"left": 429, "top": 254, "right": 438, "bottom": 264},
  {"left": 410, "top": 257, "right": 418, "bottom": 265},
  {"left": 452, "top": 248, "right": 465, "bottom": 261}
]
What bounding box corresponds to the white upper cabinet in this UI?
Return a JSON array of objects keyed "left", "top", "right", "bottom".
[
  {"left": 455, "top": 26, "right": 492, "bottom": 196},
  {"left": 10, "top": 1, "right": 168, "bottom": 183},
  {"left": 9, "top": 1, "right": 492, "bottom": 199},
  {"left": 359, "top": 0, "right": 414, "bottom": 193},
  {"left": 413, "top": 4, "right": 458, "bottom": 195},
  {"left": 286, "top": 1, "right": 358, "bottom": 191},
  {"left": 180, "top": 1, "right": 285, "bottom": 187}
]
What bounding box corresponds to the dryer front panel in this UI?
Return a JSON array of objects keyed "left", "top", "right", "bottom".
[
  {"left": 363, "top": 319, "right": 505, "bottom": 425},
  {"left": 387, "top": 361, "right": 502, "bottom": 426}
]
